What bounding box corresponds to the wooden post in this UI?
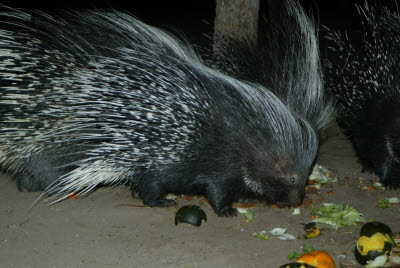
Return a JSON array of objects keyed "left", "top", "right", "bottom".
[{"left": 213, "top": 0, "right": 260, "bottom": 52}]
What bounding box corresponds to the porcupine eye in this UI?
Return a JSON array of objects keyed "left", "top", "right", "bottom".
[{"left": 290, "top": 177, "right": 295, "bottom": 183}]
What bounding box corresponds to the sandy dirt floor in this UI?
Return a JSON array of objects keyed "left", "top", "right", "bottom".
[{"left": 1, "top": 123, "right": 399, "bottom": 268}]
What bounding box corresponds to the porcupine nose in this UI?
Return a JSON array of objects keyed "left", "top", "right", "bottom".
[{"left": 276, "top": 188, "right": 306, "bottom": 208}]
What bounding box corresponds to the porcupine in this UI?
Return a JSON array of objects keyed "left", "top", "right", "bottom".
[
  {"left": 326, "top": 0, "right": 400, "bottom": 188},
  {"left": 0, "top": 4, "right": 319, "bottom": 216},
  {"left": 212, "top": 0, "right": 332, "bottom": 136}
]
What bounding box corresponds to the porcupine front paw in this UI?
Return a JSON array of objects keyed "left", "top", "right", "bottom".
[
  {"left": 379, "top": 166, "right": 400, "bottom": 189},
  {"left": 132, "top": 184, "right": 176, "bottom": 207},
  {"left": 214, "top": 206, "right": 238, "bottom": 217},
  {"left": 207, "top": 184, "right": 238, "bottom": 217},
  {"left": 380, "top": 179, "right": 400, "bottom": 190}
]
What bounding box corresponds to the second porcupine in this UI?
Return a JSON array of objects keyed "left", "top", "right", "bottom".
[
  {"left": 212, "top": 0, "right": 332, "bottom": 136},
  {"left": 1, "top": 4, "right": 319, "bottom": 216},
  {"left": 326, "top": 0, "right": 400, "bottom": 188}
]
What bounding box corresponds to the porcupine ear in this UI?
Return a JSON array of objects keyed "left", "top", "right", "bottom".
[
  {"left": 273, "top": 158, "right": 304, "bottom": 181},
  {"left": 273, "top": 158, "right": 290, "bottom": 174}
]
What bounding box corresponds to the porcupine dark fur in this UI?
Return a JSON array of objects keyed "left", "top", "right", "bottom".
[
  {"left": 1, "top": 5, "right": 318, "bottom": 216},
  {"left": 326, "top": 0, "right": 400, "bottom": 188},
  {"left": 212, "top": 0, "right": 332, "bottom": 136}
]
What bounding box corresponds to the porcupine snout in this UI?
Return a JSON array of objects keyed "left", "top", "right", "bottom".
[
  {"left": 274, "top": 175, "right": 307, "bottom": 208},
  {"left": 276, "top": 187, "right": 306, "bottom": 207}
]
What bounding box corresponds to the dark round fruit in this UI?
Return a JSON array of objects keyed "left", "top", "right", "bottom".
[
  {"left": 174, "top": 205, "right": 207, "bottom": 226},
  {"left": 279, "top": 263, "right": 316, "bottom": 268},
  {"left": 359, "top": 221, "right": 393, "bottom": 238},
  {"left": 354, "top": 221, "right": 394, "bottom": 265}
]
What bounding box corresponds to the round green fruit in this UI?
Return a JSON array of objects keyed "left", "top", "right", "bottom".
[
  {"left": 354, "top": 221, "right": 394, "bottom": 265},
  {"left": 360, "top": 221, "right": 393, "bottom": 238},
  {"left": 174, "top": 205, "right": 207, "bottom": 226}
]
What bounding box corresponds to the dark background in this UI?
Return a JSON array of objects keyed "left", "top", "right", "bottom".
[
  {"left": 0, "top": 1, "right": 366, "bottom": 35},
  {"left": 0, "top": 0, "right": 370, "bottom": 60}
]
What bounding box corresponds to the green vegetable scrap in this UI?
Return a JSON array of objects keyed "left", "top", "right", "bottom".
[
  {"left": 237, "top": 208, "right": 255, "bottom": 222},
  {"left": 252, "top": 231, "right": 270, "bottom": 240},
  {"left": 287, "top": 251, "right": 302, "bottom": 260},
  {"left": 308, "top": 165, "right": 338, "bottom": 189},
  {"left": 292, "top": 208, "right": 301, "bottom": 215},
  {"left": 378, "top": 198, "right": 390, "bottom": 209},
  {"left": 302, "top": 244, "right": 316, "bottom": 253},
  {"left": 310, "top": 204, "right": 365, "bottom": 229},
  {"left": 287, "top": 244, "right": 315, "bottom": 260}
]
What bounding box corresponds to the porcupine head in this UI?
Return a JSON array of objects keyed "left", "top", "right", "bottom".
[
  {"left": 224, "top": 106, "right": 317, "bottom": 210},
  {"left": 239, "top": 142, "right": 312, "bottom": 208}
]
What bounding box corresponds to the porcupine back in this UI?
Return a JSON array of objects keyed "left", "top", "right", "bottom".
[
  {"left": 325, "top": 0, "right": 400, "bottom": 187},
  {"left": 0, "top": 7, "right": 318, "bottom": 215},
  {"left": 212, "top": 0, "right": 333, "bottom": 133}
]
